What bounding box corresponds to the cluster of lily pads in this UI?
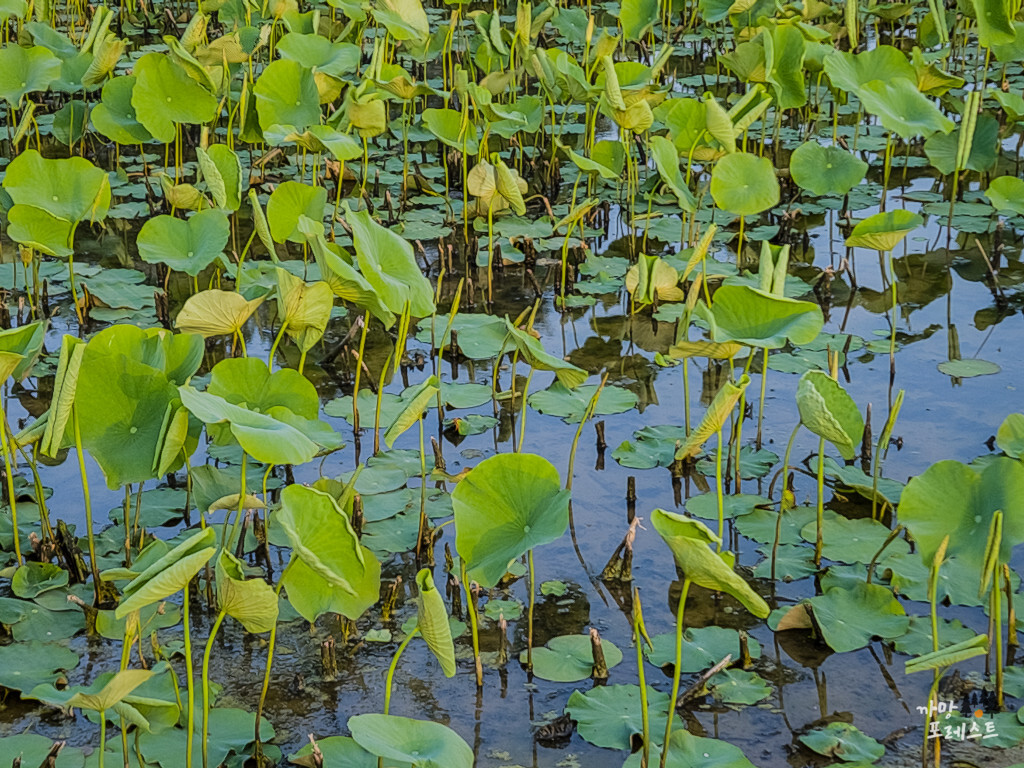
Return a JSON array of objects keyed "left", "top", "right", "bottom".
[{"left": 0, "top": 0, "right": 1024, "bottom": 764}]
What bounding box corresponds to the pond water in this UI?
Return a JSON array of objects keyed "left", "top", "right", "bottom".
[{"left": 1, "top": 3, "right": 1024, "bottom": 768}]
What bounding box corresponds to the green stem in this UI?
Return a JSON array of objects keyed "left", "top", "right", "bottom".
[
  {"left": 183, "top": 580, "right": 195, "bottom": 768},
  {"left": 0, "top": 397, "right": 22, "bottom": 565},
  {"left": 384, "top": 626, "right": 420, "bottom": 714},
  {"left": 73, "top": 405, "right": 101, "bottom": 605},
  {"left": 267, "top": 319, "right": 289, "bottom": 371},
  {"left": 227, "top": 453, "right": 247, "bottom": 551},
  {"left": 660, "top": 579, "right": 691, "bottom": 768},
  {"left": 462, "top": 560, "right": 483, "bottom": 688},
  {"left": 516, "top": 369, "right": 535, "bottom": 452},
  {"left": 201, "top": 610, "right": 227, "bottom": 768},
  {"left": 814, "top": 437, "right": 825, "bottom": 568},
  {"left": 352, "top": 312, "right": 370, "bottom": 434},
  {"left": 526, "top": 549, "right": 536, "bottom": 670},
  {"left": 99, "top": 709, "right": 107, "bottom": 768},
  {"left": 715, "top": 427, "right": 724, "bottom": 552},
  {"left": 255, "top": 558, "right": 295, "bottom": 744},
  {"left": 633, "top": 589, "right": 651, "bottom": 768}
]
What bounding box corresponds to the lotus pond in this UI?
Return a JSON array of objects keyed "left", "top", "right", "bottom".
[{"left": 2, "top": 0, "right": 1024, "bottom": 766}]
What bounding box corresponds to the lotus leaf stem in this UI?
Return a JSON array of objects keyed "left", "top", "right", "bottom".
[{"left": 659, "top": 578, "right": 690, "bottom": 768}]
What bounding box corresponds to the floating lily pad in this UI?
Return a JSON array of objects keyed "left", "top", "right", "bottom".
[
  {"left": 11, "top": 561, "right": 69, "bottom": 598},
  {"left": 799, "top": 722, "right": 884, "bottom": 763},
  {"left": 799, "top": 515, "right": 910, "bottom": 564},
  {"left": 647, "top": 626, "right": 761, "bottom": 672},
  {"left": 565, "top": 685, "right": 680, "bottom": 750},
  {"left": 0, "top": 640, "right": 78, "bottom": 692},
  {"left": 686, "top": 493, "right": 769, "bottom": 520},
  {"left": 937, "top": 358, "right": 1001, "bottom": 378},
  {"left": 709, "top": 668, "right": 772, "bottom": 705},
  {"left": 623, "top": 729, "right": 757, "bottom": 768},
  {"left": 523, "top": 633, "right": 623, "bottom": 682},
  {"left": 528, "top": 381, "right": 638, "bottom": 423}
]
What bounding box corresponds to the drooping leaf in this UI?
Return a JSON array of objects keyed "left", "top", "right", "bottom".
[
  {"left": 414, "top": 568, "right": 456, "bottom": 677},
  {"left": 115, "top": 527, "right": 216, "bottom": 618},
  {"left": 845, "top": 209, "right": 923, "bottom": 251},
  {"left": 502, "top": 319, "right": 587, "bottom": 388},
  {"left": 216, "top": 550, "right": 278, "bottom": 633},
  {"left": 796, "top": 371, "right": 864, "bottom": 460},
  {"left": 384, "top": 375, "right": 440, "bottom": 449},
  {"left": 675, "top": 375, "right": 750, "bottom": 460},
  {"left": 699, "top": 285, "right": 824, "bottom": 349},
  {"left": 174, "top": 290, "right": 265, "bottom": 339}
]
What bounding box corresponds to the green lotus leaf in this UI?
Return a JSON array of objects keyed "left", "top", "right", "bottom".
[
  {"left": 799, "top": 722, "right": 885, "bottom": 763},
  {"left": 700, "top": 284, "right": 823, "bottom": 349},
  {"left": 675, "top": 374, "right": 750, "bottom": 461},
  {"left": 174, "top": 289, "right": 265, "bottom": 339},
  {"left": 644, "top": 625, "right": 763, "bottom": 670},
  {"left": 384, "top": 375, "right": 440, "bottom": 448},
  {"left": 650, "top": 509, "right": 770, "bottom": 618},
  {"left": 904, "top": 633, "right": 988, "bottom": 674},
  {"left": 11, "top": 562, "right": 68, "bottom": 598},
  {"left": 84, "top": 323, "right": 203, "bottom": 387},
  {"left": 708, "top": 668, "right": 772, "bottom": 705},
  {"left": 796, "top": 370, "right": 864, "bottom": 460},
  {"left": 986, "top": 176, "right": 1024, "bottom": 215},
  {"left": 937, "top": 358, "right": 1001, "bottom": 377},
  {"left": 414, "top": 568, "right": 456, "bottom": 677},
  {"left": 3, "top": 148, "right": 111, "bottom": 226},
  {"left": 502, "top": 319, "right": 587, "bottom": 388},
  {"left": 789, "top": 143, "right": 867, "bottom": 197},
  {"left": 371, "top": 0, "right": 430, "bottom": 42},
  {"left": 800, "top": 514, "right": 909, "bottom": 564},
  {"left": 527, "top": 381, "right": 638, "bottom": 423},
  {"left": 0, "top": 321, "right": 44, "bottom": 382},
  {"left": 274, "top": 267, "right": 333, "bottom": 354},
  {"left": 349, "top": 714, "right": 470, "bottom": 768},
  {"left": 306, "top": 230, "right": 395, "bottom": 327},
  {"left": 276, "top": 485, "right": 379, "bottom": 617},
  {"left": 0, "top": 0, "right": 27, "bottom": 19},
  {"left": 254, "top": 59, "right": 320, "bottom": 131},
  {"left": 523, "top": 633, "right": 623, "bottom": 682},
  {"left": 215, "top": 549, "right": 278, "bottom": 634},
  {"left": 710, "top": 152, "right": 779, "bottom": 216},
  {"left": 857, "top": 78, "right": 954, "bottom": 139},
  {"left": 649, "top": 135, "right": 697, "bottom": 212},
  {"left": 276, "top": 32, "right": 359, "bottom": 78},
  {"left": 798, "top": 582, "right": 909, "bottom": 652},
  {"left": 346, "top": 205, "right": 435, "bottom": 317},
  {"left": 178, "top": 384, "right": 318, "bottom": 465},
  {"left": 566, "top": 685, "right": 678, "bottom": 750},
  {"left": 131, "top": 52, "right": 218, "bottom": 143},
  {"left": 422, "top": 107, "right": 480, "bottom": 154},
  {"left": 0, "top": 44, "right": 61, "bottom": 105},
  {"left": 452, "top": 453, "right": 570, "bottom": 588},
  {"left": 624, "top": 729, "right": 757, "bottom": 768},
  {"left": 899, "top": 457, "right": 1024, "bottom": 571},
  {"left": 197, "top": 144, "right": 244, "bottom": 211},
  {"left": 289, "top": 736, "right": 408, "bottom": 768},
  {"left": 0, "top": 641, "right": 79, "bottom": 694},
  {"left": 971, "top": 0, "right": 1015, "bottom": 47},
  {"left": 208, "top": 356, "right": 318, "bottom": 420},
  {"left": 764, "top": 23, "right": 806, "bottom": 109},
  {"left": 5, "top": 206, "right": 74, "bottom": 257},
  {"left": 116, "top": 527, "right": 216, "bottom": 618},
  {"left": 923, "top": 112, "right": 999, "bottom": 174},
  {"left": 997, "top": 413, "right": 1024, "bottom": 458},
  {"left": 822, "top": 45, "right": 915, "bottom": 95},
  {"left": 620, "top": 0, "right": 658, "bottom": 39},
  {"left": 137, "top": 209, "right": 230, "bottom": 276}
]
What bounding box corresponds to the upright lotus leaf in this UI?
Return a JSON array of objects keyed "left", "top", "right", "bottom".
[
  {"left": 620, "top": 0, "right": 658, "bottom": 39},
  {"left": 0, "top": 321, "right": 44, "bottom": 382},
  {"left": 277, "top": 33, "right": 359, "bottom": 79},
  {"left": 467, "top": 159, "right": 529, "bottom": 216},
  {"left": 905, "top": 634, "right": 989, "bottom": 674},
  {"left": 789, "top": 142, "right": 867, "bottom": 197},
  {"left": 650, "top": 510, "right": 770, "bottom": 618},
  {"left": 267, "top": 181, "right": 327, "bottom": 244},
  {"left": 159, "top": 173, "right": 209, "bottom": 211},
  {"left": 494, "top": 156, "right": 527, "bottom": 216},
  {"left": 0, "top": 44, "right": 61, "bottom": 104},
  {"left": 845, "top": 209, "right": 923, "bottom": 251},
  {"left": 971, "top": 0, "right": 1015, "bottom": 47},
  {"left": 137, "top": 209, "right": 230, "bottom": 276},
  {"left": 857, "top": 79, "right": 954, "bottom": 139},
  {"left": 560, "top": 139, "right": 624, "bottom": 180},
  {"left": 208, "top": 357, "right": 318, "bottom": 420},
  {"left": 197, "top": 145, "right": 244, "bottom": 211},
  {"left": 997, "top": 413, "right": 1024, "bottom": 458},
  {"left": 254, "top": 59, "right": 320, "bottom": 131},
  {"left": 423, "top": 107, "right": 480, "bottom": 155},
  {"left": 40, "top": 335, "right": 84, "bottom": 457},
  {"left": 924, "top": 112, "right": 999, "bottom": 175},
  {"left": 763, "top": 23, "right": 806, "bottom": 109},
  {"left": 216, "top": 550, "right": 278, "bottom": 633},
  {"left": 178, "top": 384, "right": 318, "bottom": 465},
  {"left": 274, "top": 268, "right": 334, "bottom": 354},
  {"left": 115, "top": 527, "right": 216, "bottom": 617},
  {"left": 822, "top": 45, "right": 915, "bottom": 96},
  {"left": 276, "top": 485, "right": 380, "bottom": 621},
  {"left": 83, "top": 324, "right": 203, "bottom": 386},
  {"left": 348, "top": 714, "right": 472, "bottom": 768},
  {"left": 305, "top": 230, "right": 396, "bottom": 327},
  {"left": 986, "top": 176, "right": 1024, "bottom": 216},
  {"left": 131, "top": 53, "right": 217, "bottom": 143},
  {"left": 675, "top": 375, "right": 750, "bottom": 461},
  {"left": 0, "top": 0, "right": 27, "bottom": 21},
  {"left": 649, "top": 136, "right": 696, "bottom": 212},
  {"left": 174, "top": 289, "right": 265, "bottom": 339},
  {"left": 625, "top": 253, "right": 684, "bottom": 306},
  {"left": 372, "top": 0, "right": 429, "bottom": 42},
  {"left": 75, "top": 354, "right": 181, "bottom": 489},
  {"left": 710, "top": 152, "right": 780, "bottom": 216},
  {"left": 899, "top": 457, "right": 1024, "bottom": 571},
  {"left": 0, "top": 352, "right": 22, "bottom": 383},
  {"left": 3, "top": 149, "right": 111, "bottom": 257},
  {"left": 796, "top": 371, "right": 864, "bottom": 460},
  {"left": 502, "top": 319, "right": 587, "bottom": 388},
  {"left": 452, "top": 453, "right": 571, "bottom": 588},
  {"left": 384, "top": 375, "right": 440, "bottom": 448},
  {"left": 415, "top": 568, "right": 456, "bottom": 677},
  {"left": 64, "top": 668, "right": 155, "bottom": 713},
  {"left": 699, "top": 285, "right": 823, "bottom": 349},
  {"left": 346, "top": 206, "right": 435, "bottom": 317}
]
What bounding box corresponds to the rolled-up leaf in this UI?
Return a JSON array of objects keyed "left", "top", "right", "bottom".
[{"left": 415, "top": 568, "right": 456, "bottom": 677}]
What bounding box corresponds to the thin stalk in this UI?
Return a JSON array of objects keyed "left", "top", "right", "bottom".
[
  {"left": 0, "top": 398, "right": 22, "bottom": 565},
  {"left": 267, "top": 320, "right": 289, "bottom": 371},
  {"left": 352, "top": 312, "right": 370, "bottom": 433},
  {"left": 715, "top": 427, "right": 724, "bottom": 551},
  {"left": 526, "top": 549, "right": 536, "bottom": 670},
  {"left": 384, "top": 626, "right": 420, "bottom": 714},
  {"left": 183, "top": 580, "right": 195, "bottom": 768},
  {"left": 201, "top": 610, "right": 227, "bottom": 768},
  {"left": 756, "top": 348, "right": 768, "bottom": 449},
  {"left": 255, "top": 556, "right": 296, "bottom": 744},
  {"left": 73, "top": 405, "right": 101, "bottom": 604},
  {"left": 461, "top": 560, "right": 483, "bottom": 688},
  {"left": 633, "top": 588, "right": 651, "bottom": 768},
  {"left": 771, "top": 423, "right": 801, "bottom": 581},
  {"left": 659, "top": 579, "right": 691, "bottom": 768},
  {"left": 814, "top": 437, "right": 825, "bottom": 568}
]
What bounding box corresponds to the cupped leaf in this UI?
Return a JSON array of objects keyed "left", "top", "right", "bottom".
[
  {"left": 997, "top": 413, "right": 1024, "bottom": 458},
  {"left": 452, "top": 453, "right": 570, "bottom": 587},
  {"left": 131, "top": 53, "right": 217, "bottom": 143},
  {"left": 986, "top": 176, "right": 1024, "bottom": 216},
  {"left": 197, "top": 145, "right": 244, "bottom": 211},
  {"left": 137, "top": 209, "right": 230, "bottom": 276},
  {"left": 651, "top": 510, "right": 769, "bottom": 618},
  {"left": 4, "top": 149, "right": 111, "bottom": 225},
  {"left": 275, "top": 267, "right": 334, "bottom": 353},
  {"left": 790, "top": 142, "right": 867, "bottom": 197},
  {"left": 796, "top": 371, "right": 864, "bottom": 460},
  {"left": 267, "top": 181, "right": 327, "bottom": 244},
  {"left": 348, "top": 714, "right": 472, "bottom": 768},
  {"left": 415, "top": 568, "right": 456, "bottom": 677},
  {"left": 384, "top": 375, "right": 440, "bottom": 449},
  {"left": 0, "top": 44, "right": 60, "bottom": 105},
  {"left": 116, "top": 527, "right": 216, "bottom": 618},
  {"left": 216, "top": 550, "right": 278, "bottom": 633},
  {"left": 675, "top": 375, "right": 750, "bottom": 460},
  {"left": 845, "top": 209, "right": 923, "bottom": 251},
  {"left": 12, "top": 562, "right": 68, "bottom": 598},
  {"left": 174, "top": 289, "right": 265, "bottom": 339},
  {"left": 700, "top": 285, "right": 824, "bottom": 349},
  {"left": 502, "top": 319, "right": 587, "bottom": 388},
  {"left": 254, "top": 59, "right": 320, "bottom": 131},
  {"left": 276, "top": 485, "right": 379, "bottom": 615},
  {"left": 0, "top": 321, "right": 45, "bottom": 382},
  {"left": 710, "top": 152, "right": 780, "bottom": 216}
]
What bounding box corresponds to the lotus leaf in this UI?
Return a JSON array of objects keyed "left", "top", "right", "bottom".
[
  {"left": 414, "top": 567, "right": 456, "bottom": 677},
  {"left": 699, "top": 285, "right": 823, "bottom": 349},
  {"left": 796, "top": 371, "right": 864, "bottom": 460},
  {"left": 623, "top": 729, "right": 757, "bottom": 768},
  {"left": 174, "top": 289, "right": 265, "bottom": 339},
  {"left": 267, "top": 181, "right": 327, "bottom": 244},
  {"left": 799, "top": 722, "right": 885, "bottom": 763},
  {"left": 524, "top": 633, "right": 623, "bottom": 682},
  {"left": 131, "top": 53, "right": 218, "bottom": 142},
  {"left": 116, "top": 527, "right": 216, "bottom": 617},
  {"left": 790, "top": 143, "right": 867, "bottom": 197},
  {"left": 348, "top": 713, "right": 472, "bottom": 768},
  {"left": 0, "top": 641, "right": 79, "bottom": 693},
  {"left": 0, "top": 44, "right": 61, "bottom": 105},
  {"left": 216, "top": 550, "right": 278, "bottom": 633},
  {"left": 137, "top": 209, "right": 230, "bottom": 276},
  {"left": 255, "top": 59, "right": 320, "bottom": 131},
  {"left": 275, "top": 267, "right": 334, "bottom": 353},
  {"left": 527, "top": 381, "right": 638, "bottom": 423},
  {"left": 710, "top": 152, "right": 779, "bottom": 216},
  {"left": 565, "top": 685, "right": 677, "bottom": 750}
]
